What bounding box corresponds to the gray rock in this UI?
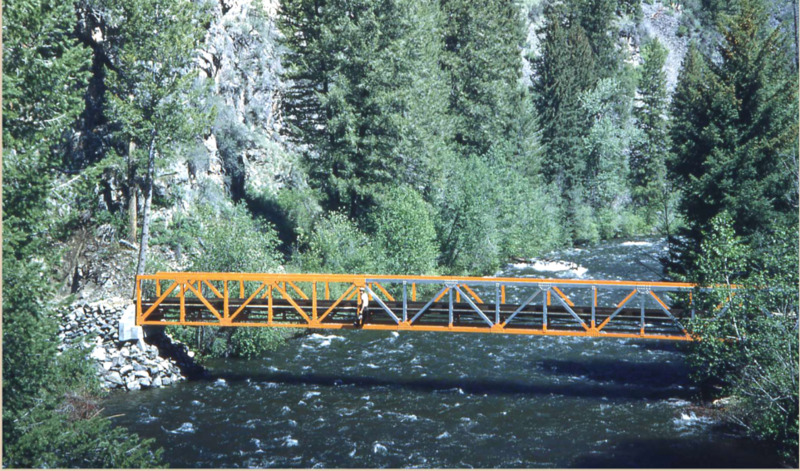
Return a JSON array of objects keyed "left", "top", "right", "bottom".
[
  {"left": 134, "top": 370, "right": 150, "bottom": 379},
  {"left": 119, "top": 364, "right": 133, "bottom": 375},
  {"left": 133, "top": 362, "right": 147, "bottom": 372},
  {"left": 107, "top": 371, "right": 124, "bottom": 385},
  {"left": 139, "top": 377, "right": 152, "bottom": 388},
  {"left": 126, "top": 380, "right": 141, "bottom": 391},
  {"left": 162, "top": 377, "right": 172, "bottom": 386},
  {"left": 152, "top": 376, "right": 163, "bottom": 388}
]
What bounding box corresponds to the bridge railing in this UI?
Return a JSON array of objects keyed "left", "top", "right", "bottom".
[{"left": 134, "top": 272, "right": 747, "bottom": 341}]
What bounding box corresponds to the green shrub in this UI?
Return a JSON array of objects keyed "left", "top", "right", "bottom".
[
  {"left": 229, "top": 327, "right": 290, "bottom": 359},
  {"left": 298, "top": 212, "right": 377, "bottom": 274},
  {"left": 370, "top": 186, "right": 438, "bottom": 275},
  {"left": 434, "top": 155, "right": 502, "bottom": 275},
  {"left": 189, "top": 203, "right": 282, "bottom": 273}
]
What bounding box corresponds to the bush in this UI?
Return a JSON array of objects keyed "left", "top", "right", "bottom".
[
  {"left": 229, "top": 327, "right": 290, "bottom": 359},
  {"left": 184, "top": 203, "right": 287, "bottom": 358},
  {"left": 298, "top": 212, "right": 377, "bottom": 274},
  {"left": 190, "top": 203, "right": 282, "bottom": 273},
  {"left": 370, "top": 186, "right": 438, "bottom": 275}
]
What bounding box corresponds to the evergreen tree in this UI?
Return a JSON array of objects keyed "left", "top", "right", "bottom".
[
  {"left": 2, "top": 0, "right": 91, "bottom": 258},
  {"left": 670, "top": 0, "right": 798, "bottom": 269},
  {"left": 439, "top": 0, "right": 533, "bottom": 163},
  {"left": 631, "top": 38, "right": 677, "bottom": 230},
  {"left": 280, "top": 0, "right": 453, "bottom": 217},
  {"left": 533, "top": 3, "right": 596, "bottom": 194}
]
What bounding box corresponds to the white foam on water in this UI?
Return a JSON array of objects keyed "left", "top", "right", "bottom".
[
  {"left": 214, "top": 378, "right": 227, "bottom": 386},
  {"left": 365, "top": 363, "right": 380, "bottom": 369},
  {"left": 391, "top": 331, "right": 399, "bottom": 337},
  {"left": 304, "top": 391, "right": 321, "bottom": 399},
  {"left": 372, "top": 442, "right": 388, "bottom": 455},
  {"left": 282, "top": 435, "right": 299, "bottom": 447},
  {"left": 167, "top": 422, "right": 195, "bottom": 434},
  {"left": 621, "top": 240, "right": 654, "bottom": 247},
  {"left": 436, "top": 431, "right": 450, "bottom": 439},
  {"left": 673, "top": 411, "right": 715, "bottom": 428},
  {"left": 526, "top": 259, "right": 589, "bottom": 278},
  {"left": 191, "top": 400, "right": 203, "bottom": 406},
  {"left": 280, "top": 405, "right": 292, "bottom": 414}
]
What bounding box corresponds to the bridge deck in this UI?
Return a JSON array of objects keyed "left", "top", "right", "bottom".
[{"left": 136, "top": 273, "right": 703, "bottom": 341}]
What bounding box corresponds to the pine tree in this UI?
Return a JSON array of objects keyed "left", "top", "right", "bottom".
[
  {"left": 670, "top": 0, "right": 798, "bottom": 268},
  {"left": 439, "top": 0, "right": 532, "bottom": 163},
  {"left": 533, "top": 3, "right": 596, "bottom": 194},
  {"left": 2, "top": 0, "right": 91, "bottom": 258},
  {"left": 280, "top": 0, "right": 453, "bottom": 217},
  {"left": 631, "top": 38, "right": 676, "bottom": 230}
]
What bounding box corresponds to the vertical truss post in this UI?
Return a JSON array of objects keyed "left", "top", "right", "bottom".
[
  {"left": 325, "top": 282, "right": 330, "bottom": 300},
  {"left": 495, "top": 283, "right": 500, "bottom": 325},
  {"left": 449, "top": 288, "right": 454, "bottom": 326},
  {"left": 239, "top": 280, "right": 244, "bottom": 299},
  {"left": 542, "top": 289, "right": 548, "bottom": 331},
  {"left": 136, "top": 278, "right": 143, "bottom": 323},
  {"left": 180, "top": 282, "right": 186, "bottom": 323},
  {"left": 640, "top": 291, "right": 646, "bottom": 335},
  {"left": 268, "top": 284, "right": 274, "bottom": 324},
  {"left": 501, "top": 285, "right": 506, "bottom": 304},
  {"left": 402, "top": 281, "right": 408, "bottom": 322},
  {"left": 312, "top": 282, "right": 318, "bottom": 322},
  {"left": 224, "top": 280, "right": 229, "bottom": 319},
  {"left": 412, "top": 283, "right": 416, "bottom": 302},
  {"left": 591, "top": 286, "right": 597, "bottom": 329},
  {"left": 155, "top": 280, "right": 161, "bottom": 297}
]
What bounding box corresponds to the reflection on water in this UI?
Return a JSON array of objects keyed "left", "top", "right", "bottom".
[{"left": 102, "top": 239, "right": 781, "bottom": 467}]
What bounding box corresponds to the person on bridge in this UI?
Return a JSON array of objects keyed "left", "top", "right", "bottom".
[{"left": 356, "top": 287, "right": 369, "bottom": 327}]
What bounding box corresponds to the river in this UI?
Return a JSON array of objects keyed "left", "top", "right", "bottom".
[{"left": 103, "top": 238, "right": 782, "bottom": 467}]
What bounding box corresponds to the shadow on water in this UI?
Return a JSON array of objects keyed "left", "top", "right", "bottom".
[
  {"left": 206, "top": 371, "right": 694, "bottom": 401},
  {"left": 534, "top": 359, "right": 691, "bottom": 389},
  {"left": 570, "top": 436, "right": 782, "bottom": 468}
]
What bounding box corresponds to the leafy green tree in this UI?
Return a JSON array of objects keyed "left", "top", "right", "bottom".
[
  {"left": 579, "top": 77, "right": 638, "bottom": 239},
  {"left": 189, "top": 204, "right": 282, "bottom": 273},
  {"left": 687, "top": 214, "right": 798, "bottom": 465},
  {"left": 99, "top": 0, "right": 213, "bottom": 281},
  {"left": 434, "top": 156, "right": 501, "bottom": 274},
  {"left": 670, "top": 0, "right": 799, "bottom": 270},
  {"left": 370, "top": 187, "right": 438, "bottom": 275},
  {"left": 298, "top": 212, "right": 377, "bottom": 274},
  {"left": 280, "top": 0, "right": 452, "bottom": 217}
]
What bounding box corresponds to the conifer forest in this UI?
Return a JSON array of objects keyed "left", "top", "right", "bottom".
[{"left": 3, "top": 0, "right": 799, "bottom": 467}]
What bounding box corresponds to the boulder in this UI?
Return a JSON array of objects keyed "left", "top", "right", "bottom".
[{"left": 107, "top": 371, "right": 124, "bottom": 385}]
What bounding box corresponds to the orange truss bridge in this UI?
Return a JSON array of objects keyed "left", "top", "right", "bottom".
[{"left": 134, "top": 273, "right": 729, "bottom": 341}]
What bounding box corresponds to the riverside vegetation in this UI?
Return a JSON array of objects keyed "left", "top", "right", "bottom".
[{"left": 3, "top": 0, "right": 798, "bottom": 466}]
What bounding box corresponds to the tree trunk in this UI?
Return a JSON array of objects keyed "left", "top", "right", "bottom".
[
  {"left": 127, "top": 140, "right": 138, "bottom": 242},
  {"left": 133, "top": 130, "right": 157, "bottom": 298}
]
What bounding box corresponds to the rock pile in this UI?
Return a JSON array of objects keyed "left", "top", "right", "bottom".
[{"left": 58, "top": 297, "right": 203, "bottom": 391}]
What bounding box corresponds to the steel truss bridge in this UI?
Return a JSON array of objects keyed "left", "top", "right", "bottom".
[{"left": 133, "top": 273, "right": 734, "bottom": 341}]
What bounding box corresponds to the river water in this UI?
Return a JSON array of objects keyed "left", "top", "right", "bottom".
[{"left": 103, "top": 239, "right": 781, "bottom": 467}]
